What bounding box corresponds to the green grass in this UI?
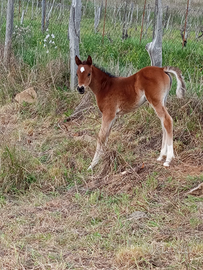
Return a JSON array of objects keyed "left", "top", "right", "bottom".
[
  {"left": 1, "top": 185, "right": 203, "bottom": 269},
  {"left": 1, "top": 2, "right": 202, "bottom": 97}
]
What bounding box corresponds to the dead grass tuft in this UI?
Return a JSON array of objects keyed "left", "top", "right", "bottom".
[{"left": 115, "top": 245, "right": 149, "bottom": 268}]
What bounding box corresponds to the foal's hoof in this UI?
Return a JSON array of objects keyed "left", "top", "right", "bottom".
[
  {"left": 87, "top": 165, "right": 93, "bottom": 171},
  {"left": 157, "top": 156, "right": 163, "bottom": 161},
  {"left": 163, "top": 161, "right": 170, "bottom": 167}
]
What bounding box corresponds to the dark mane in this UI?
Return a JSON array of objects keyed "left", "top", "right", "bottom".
[
  {"left": 93, "top": 64, "right": 116, "bottom": 78},
  {"left": 81, "top": 60, "right": 89, "bottom": 65},
  {"left": 80, "top": 61, "right": 116, "bottom": 78}
]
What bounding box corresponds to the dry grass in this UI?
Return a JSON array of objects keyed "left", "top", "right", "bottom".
[{"left": 0, "top": 51, "right": 203, "bottom": 269}]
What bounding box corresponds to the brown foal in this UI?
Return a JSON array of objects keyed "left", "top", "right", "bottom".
[{"left": 75, "top": 55, "right": 186, "bottom": 170}]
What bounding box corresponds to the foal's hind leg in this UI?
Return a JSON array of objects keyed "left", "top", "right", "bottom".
[
  {"left": 88, "top": 112, "right": 116, "bottom": 170},
  {"left": 153, "top": 104, "right": 174, "bottom": 167},
  {"left": 157, "top": 122, "right": 167, "bottom": 161}
]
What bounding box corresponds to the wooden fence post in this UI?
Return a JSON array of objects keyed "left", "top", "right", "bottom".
[
  {"left": 94, "top": 1, "right": 103, "bottom": 33},
  {"left": 46, "top": 0, "right": 56, "bottom": 29},
  {"left": 102, "top": 0, "right": 107, "bottom": 44},
  {"left": 145, "top": 0, "right": 162, "bottom": 67},
  {"left": 0, "top": 1, "right": 4, "bottom": 32},
  {"left": 182, "top": 0, "right": 191, "bottom": 48},
  {"left": 4, "top": 0, "right": 14, "bottom": 66},
  {"left": 41, "top": 0, "right": 46, "bottom": 32},
  {"left": 69, "top": 0, "right": 82, "bottom": 91},
  {"left": 140, "top": 0, "right": 146, "bottom": 43}
]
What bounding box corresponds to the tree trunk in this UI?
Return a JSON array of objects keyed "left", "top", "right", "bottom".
[
  {"left": 25, "top": 0, "right": 30, "bottom": 14},
  {"left": 21, "top": 9, "right": 25, "bottom": 24},
  {"left": 94, "top": 1, "right": 103, "bottom": 33},
  {"left": 41, "top": 0, "right": 46, "bottom": 32},
  {"left": 46, "top": 0, "right": 56, "bottom": 29},
  {"left": 163, "top": 5, "right": 169, "bottom": 33},
  {"left": 181, "top": 0, "right": 191, "bottom": 48},
  {"left": 140, "top": 0, "right": 146, "bottom": 43},
  {"left": 4, "top": 0, "right": 14, "bottom": 66},
  {"left": 69, "top": 0, "right": 82, "bottom": 91},
  {"left": 145, "top": 0, "right": 162, "bottom": 67},
  {"left": 35, "top": 0, "right": 39, "bottom": 16},
  {"left": 31, "top": 0, "right": 34, "bottom": 20},
  {"left": 0, "top": 1, "right": 4, "bottom": 32}
]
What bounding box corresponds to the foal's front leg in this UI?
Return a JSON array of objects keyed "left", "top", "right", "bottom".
[{"left": 88, "top": 112, "right": 116, "bottom": 170}]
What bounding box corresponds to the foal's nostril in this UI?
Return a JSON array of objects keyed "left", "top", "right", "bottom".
[{"left": 77, "top": 86, "right": 85, "bottom": 94}]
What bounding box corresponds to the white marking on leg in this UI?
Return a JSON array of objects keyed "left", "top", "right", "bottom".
[
  {"left": 157, "top": 120, "right": 167, "bottom": 161},
  {"left": 163, "top": 144, "right": 174, "bottom": 167},
  {"left": 88, "top": 116, "right": 115, "bottom": 170},
  {"left": 87, "top": 165, "right": 93, "bottom": 171},
  {"left": 80, "top": 67, "right": 85, "bottom": 73},
  {"left": 89, "top": 141, "right": 103, "bottom": 169}
]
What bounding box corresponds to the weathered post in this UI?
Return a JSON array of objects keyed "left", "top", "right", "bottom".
[
  {"left": 46, "top": 0, "right": 56, "bottom": 29},
  {"left": 102, "top": 0, "right": 107, "bottom": 44},
  {"left": 20, "top": 9, "right": 25, "bottom": 24},
  {"left": 145, "top": 0, "right": 162, "bottom": 67},
  {"left": 4, "top": 0, "right": 14, "bottom": 66},
  {"left": 181, "top": 0, "right": 191, "bottom": 48},
  {"left": 94, "top": 1, "right": 103, "bottom": 33},
  {"left": 140, "top": 0, "right": 146, "bottom": 43},
  {"left": 69, "top": 0, "right": 82, "bottom": 91},
  {"left": 0, "top": 0, "right": 4, "bottom": 31},
  {"left": 31, "top": 0, "right": 34, "bottom": 20},
  {"left": 41, "top": 0, "right": 46, "bottom": 32}
]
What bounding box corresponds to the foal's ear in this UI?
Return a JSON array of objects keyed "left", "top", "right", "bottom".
[
  {"left": 86, "top": 55, "right": 92, "bottom": 65},
  {"left": 75, "top": 55, "right": 82, "bottom": 66}
]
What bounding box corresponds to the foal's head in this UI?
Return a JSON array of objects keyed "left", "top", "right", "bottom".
[{"left": 75, "top": 55, "right": 92, "bottom": 94}]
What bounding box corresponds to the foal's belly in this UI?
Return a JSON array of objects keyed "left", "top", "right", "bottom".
[{"left": 119, "top": 93, "right": 146, "bottom": 114}]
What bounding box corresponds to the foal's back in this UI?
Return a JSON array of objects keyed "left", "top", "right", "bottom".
[{"left": 105, "top": 66, "right": 170, "bottom": 114}]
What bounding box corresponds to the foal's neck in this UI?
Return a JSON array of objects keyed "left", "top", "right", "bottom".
[{"left": 89, "top": 66, "right": 112, "bottom": 95}]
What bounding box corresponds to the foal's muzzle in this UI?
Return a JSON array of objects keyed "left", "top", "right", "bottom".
[{"left": 77, "top": 86, "right": 85, "bottom": 94}]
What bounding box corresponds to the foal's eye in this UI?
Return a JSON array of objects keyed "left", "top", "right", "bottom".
[
  {"left": 76, "top": 74, "right": 78, "bottom": 76},
  {"left": 88, "top": 73, "right": 91, "bottom": 77}
]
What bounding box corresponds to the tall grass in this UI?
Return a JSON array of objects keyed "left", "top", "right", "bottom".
[{"left": 2, "top": 2, "right": 201, "bottom": 97}]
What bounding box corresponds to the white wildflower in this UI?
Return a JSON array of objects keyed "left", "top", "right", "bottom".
[
  {"left": 52, "top": 41, "right": 55, "bottom": 44},
  {"left": 44, "top": 39, "right": 46, "bottom": 42},
  {"left": 45, "top": 34, "right": 50, "bottom": 39},
  {"left": 44, "top": 44, "right": 46, "bottom": 47},
  {"left": 46, "top": 28, "right": 49, "bottom": 32},
  {"left": 55, "top": 46, "right": 57, "bottom": 49},
  {"left": 46, "top": 50, "right": 49, "bottom": 53},
  {"left": 49, "top": 40, "right": 52, "bottom": 44},
  {"left": 51, "top": 34, "right": 55, "bottom": 38}
]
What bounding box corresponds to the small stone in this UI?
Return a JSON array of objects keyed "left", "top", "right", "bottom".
[
  {"left": 74, "top": 134, "right": 93, "bottom": 143},
  {"left": 14, "top": 87, "right": 37, "bottom": 104},
  {"left": 128, "top": 211, "right": 148, "bottom": 221}
]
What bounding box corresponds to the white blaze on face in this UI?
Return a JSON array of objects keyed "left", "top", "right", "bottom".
[{"left": 80, "top": 66, "right": 85, "bottom": 73}]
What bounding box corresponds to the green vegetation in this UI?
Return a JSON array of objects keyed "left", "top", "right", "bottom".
[{"left": 2, "top": 1, "right": 202, "bottom": 98}]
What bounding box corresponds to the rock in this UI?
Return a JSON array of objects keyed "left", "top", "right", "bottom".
[
  {"left": 14, "top": 87, "right": 37, "bottom": 104},
  {"left": 74, "top": 134, "right": 93, "bottom": 143},
  {"left": 127, "top": 211, "right": 148, "bottom": 221}
]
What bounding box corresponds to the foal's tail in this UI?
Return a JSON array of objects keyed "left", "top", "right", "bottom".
[{"left": 163, "top": 66, "right": 186, "bottom": 98}]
